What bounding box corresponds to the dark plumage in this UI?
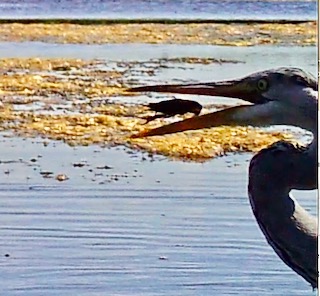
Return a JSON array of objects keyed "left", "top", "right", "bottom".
[{"left": 142, "top": 98, "right": 202, "bottom": 123}]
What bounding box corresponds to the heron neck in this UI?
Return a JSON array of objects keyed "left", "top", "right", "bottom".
[
  {"left": 295, "top": 89, "right": 318, "bottom": 189},
  {"left": 295, "top": 131, "right": 318, "bottom": 190},
  {"left": 248, "top": 139, "right": 317, "bottom": 288},
  {"left": 299, "top": 88, "right": 318, "bottom": 136}
]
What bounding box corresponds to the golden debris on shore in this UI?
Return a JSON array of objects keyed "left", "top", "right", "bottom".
[
  {"left": 0, "top": 58, "right": 90, "bottom": 71},
  {"left": 0, "top": 58, "right": 126, "bottom": 98},
  {"left": 0, "top": 22, "right": 316, "bottom": 46},
  {"left": 1, "top": 105, "right": 294, "bottom": 161},
  {"left": 0, "top": 57, "right": 296, "bottom": 161}
]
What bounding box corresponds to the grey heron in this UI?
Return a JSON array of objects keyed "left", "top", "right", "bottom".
[{"left": 128, "top": 67, "right": 318, "bottom": 288}]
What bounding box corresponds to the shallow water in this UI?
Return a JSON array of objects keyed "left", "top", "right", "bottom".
[
  {"left": 0, "top": 0, "right": 316, "bottom": 20},
  {"left": 0, "top": 137, "right": 316, "bottom": 295},
  {"left": 0, "top": 43, "right": 317, "bottom": 295},
  {"left": 0, "top": 43, "right": 316, "bottom": 107}
]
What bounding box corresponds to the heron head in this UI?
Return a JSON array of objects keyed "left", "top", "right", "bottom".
[
  {"left": 246, "top": 67, "right": 317, "bottom": 108},
  {"left": 128, "top": 67, "right": 318, "bottom": 137}
]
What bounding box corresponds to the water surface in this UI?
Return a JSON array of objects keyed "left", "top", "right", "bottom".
[
  {"left": 0, "top": 0, "right": 316, "bottom": 20},
  {"left": 0, "top": 137, "right": 316, "bottom": 295}
]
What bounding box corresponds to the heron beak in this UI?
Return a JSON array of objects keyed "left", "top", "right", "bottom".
[
  {"left": 131, "top": 104, "right": 278, "bottom": 138},
  {"left": 129, "top": 77, "right": 278, "bottom": 138},
  {"left": 128, "top": 78, "right": 264, "bottom": 104}
]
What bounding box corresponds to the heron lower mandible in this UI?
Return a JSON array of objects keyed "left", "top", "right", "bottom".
[{"left": 128, "top": 67, "right": 318, "bottom": 289}]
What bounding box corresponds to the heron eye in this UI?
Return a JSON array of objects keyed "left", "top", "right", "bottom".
[{"left": 257, "top": 79, "right": 268, "bottom": 91}]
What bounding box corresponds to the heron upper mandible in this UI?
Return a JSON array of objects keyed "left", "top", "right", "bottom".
[{"left": 128, "top": 67, "right": 318, "bottom": 289}]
